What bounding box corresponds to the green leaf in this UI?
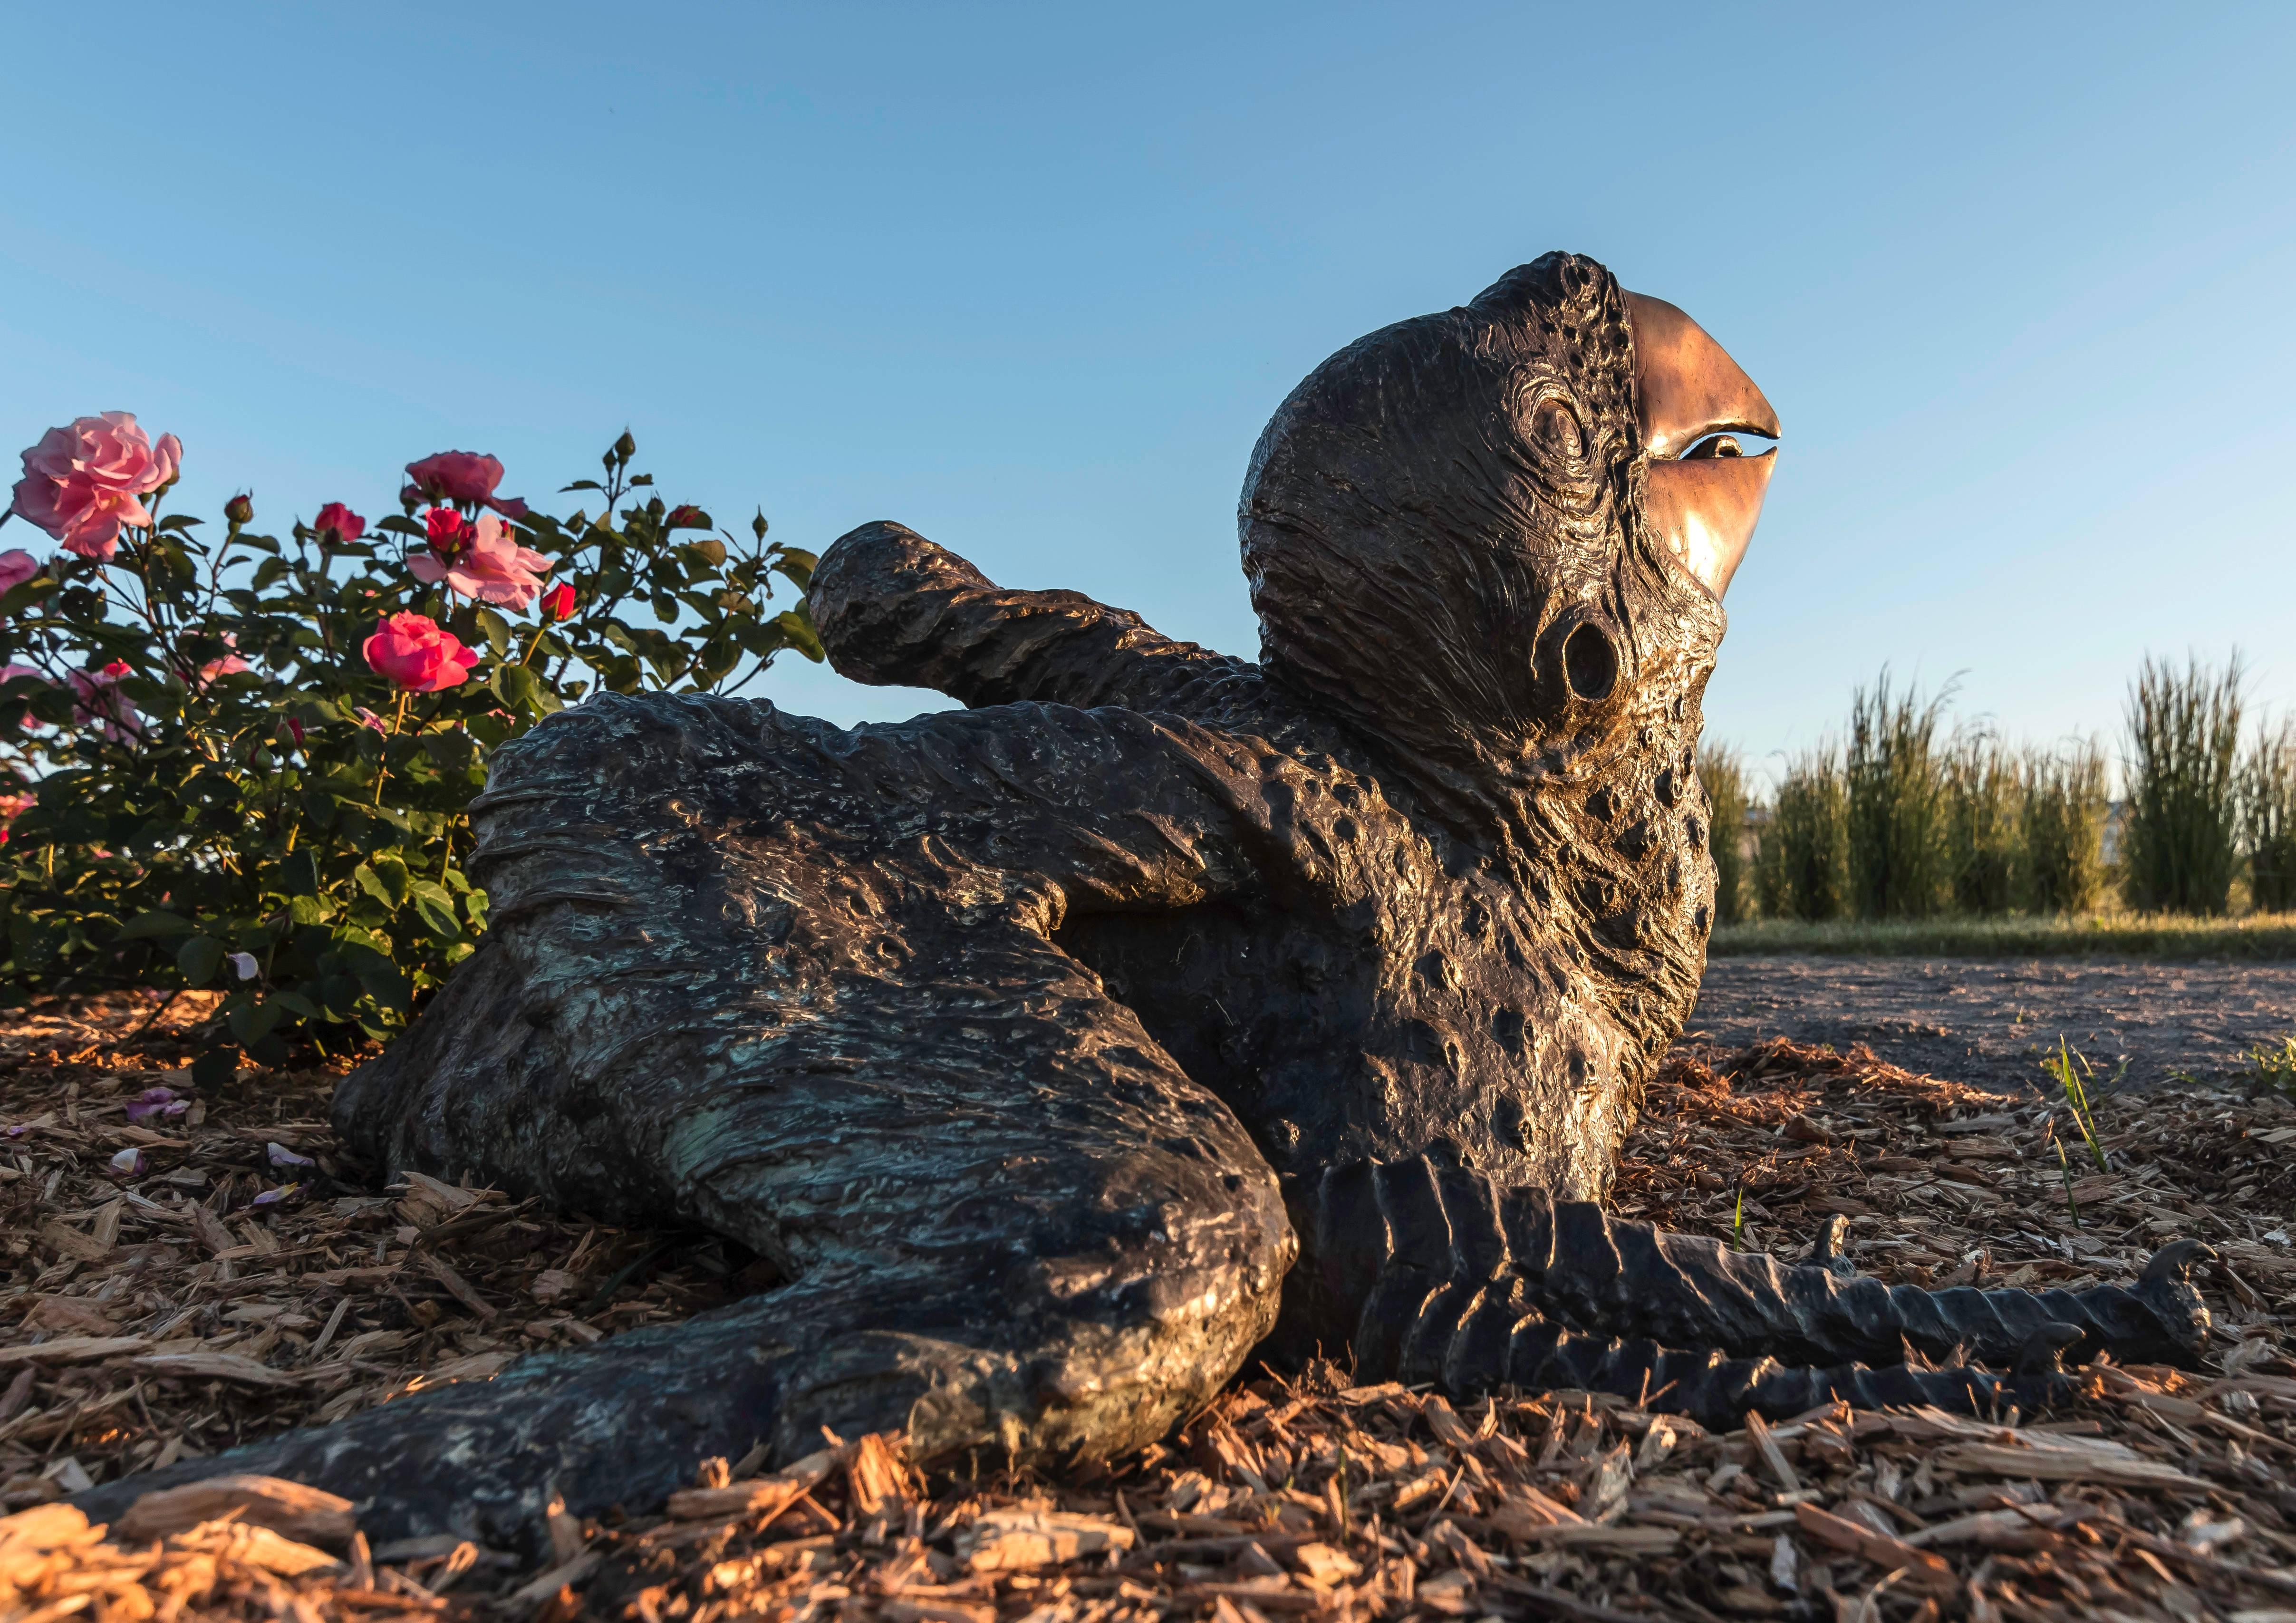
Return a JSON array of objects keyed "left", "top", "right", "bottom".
[
  {"left": 228, "top": 998, "right": 285, "bottom": 1043},
  {"left": 406, "top": 879, "right": 462, "bottom": 943},
  {"left": 178, "top": 934, "right": 225, "bottom": 987},
  {"left": 774, "top": 547, "right": 819, "bottom": 592},
  {"left": 773, "top": 608, "right": 827, "bottom": 662},
  {"left": 117, "top": 910, "right": 193, "bottom": 942},
  {"left": 355, "top": 857, "right": 410, "bottom": 909},
  {"left": 282, "top": 849, "right": 320, "bottom": 898},
  {"left": 473, "top": 605, "right": 511, "bottom": 659},
  {"left": 496, "top": 662, "right": 544, "bottom": 714}
]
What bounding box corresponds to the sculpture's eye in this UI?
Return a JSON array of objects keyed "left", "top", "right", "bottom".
[
  {"left": 1530, "top": 399, "right": 1585, "bottom": 462},
  {"left": 1683, "top": 433, "right": 1744, "bottom": 460}
]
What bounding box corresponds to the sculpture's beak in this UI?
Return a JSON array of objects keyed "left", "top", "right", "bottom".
[{"left": 1624, "top": 290, "right": 1778, "bottom": 603}]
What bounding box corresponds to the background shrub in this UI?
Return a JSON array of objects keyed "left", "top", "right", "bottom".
[
  {"left": 1942, "top": 732, "right": 2020, "bottom": 916},
  {"left": 2121, "top": 653, "right": 2243, "bottom": 916},
  {"left": 2243, "top": 716, "right": 2296, "bottom": 912},
  {"left": 1696, "top": 746, "right": 1751, "bottom": 926},
  {"left": 1845, "top": 672, "right": 1949, "bottom": 920},
  {"left": 1, "top": 421, "right": 823, "bottom": 1077},
  {"left": 2019, "top": 740, "right": 2109, "bottom": 914},
  {"left": 1755, "top": 747, "right": 1848, "bottom": 922}
]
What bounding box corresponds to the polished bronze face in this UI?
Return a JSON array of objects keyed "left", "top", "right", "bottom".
[{"left": 1623, "top": 291, "right": 1778, "bottom": 603}]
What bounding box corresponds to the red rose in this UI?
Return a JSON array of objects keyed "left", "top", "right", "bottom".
[
  {"left": 362, "top": 612, "right": 479, "bottom": 692},
  {"left": 425, "top": 506, "right": 475, "bottom": 552},
  {"left": 313, "top": 502, "right": 366, "bottom": 546},
  {"left": 665, "top": 505, "right": 708, "bottom": 530},
  {"left": 540, "top": 582, "right": 576, "bottom": 621}
]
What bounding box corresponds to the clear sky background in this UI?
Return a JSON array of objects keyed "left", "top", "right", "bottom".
[{"left": 5, "top": 3, "right": 2292, "bottom": 787}]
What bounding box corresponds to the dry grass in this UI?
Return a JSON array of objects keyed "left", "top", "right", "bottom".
[
  {"left": 1710, "top": 911, "right": 2296, "bottom": 961},
  {"left": 3, "top": 996, "right": 2295, "bottom": 1621}
]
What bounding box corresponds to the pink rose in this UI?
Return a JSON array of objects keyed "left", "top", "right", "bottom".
[
  {"left": 68, "top": 659, "right": 141, "bottom": 743},
  {"left": 404, "top": 451, "right": 528, "bottom": 519},
  {"left": 196, "top": 632, "right": 251, "bottom": 690},
  {"left": 0, "top": 548, "right": 35, "bottom": 598},
  {"left": 410, "top": 509, "right": 552, "bottom": 611},
  {"left": 363, "top": 612, "right": 479, "bottom": 692},
  {"left": 312, "top": 502, "right": 365, "bottom": 546},
  {"left": 10, "top": 413, "right": 183, "bottom": 562}
]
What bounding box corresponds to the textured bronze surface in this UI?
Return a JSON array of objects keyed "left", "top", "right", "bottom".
[{"left": 76, "top": 254, "right": 2208, "bottom": 1552}]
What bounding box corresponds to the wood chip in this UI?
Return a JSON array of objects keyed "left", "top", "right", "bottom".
[
  {"left": 130, "top": 1352, "right": 300, "bottom": 1388},
  {"left": 1933, "top": 1442, "right": 2209, "bottom": 1488},
  {"left": 0, "top": 1336, "right": 150, "bottom": 1367},
  {"left": 116, "top": 1475, "right": 356, "bottom": 1546},
  {"left": 1793, "top": 1501, "right": 1956, "bottom": 1594},
  {"left": 957, "top": 1509, "right": 1135, "bottom": 1571},
  {"left": 664, "top": 1444, "right": 842, "bottom": 1522},
  {"left": 1743, "top": 1409, "right": 1802, "bottom": 1493},
  {"left": 36, "top": 1222, "right": 109, "bottom": 1265}
]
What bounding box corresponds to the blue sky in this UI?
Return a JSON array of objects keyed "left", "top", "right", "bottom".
[{"left": 5, "top": 3, "right": 2292, "bottom": 783}]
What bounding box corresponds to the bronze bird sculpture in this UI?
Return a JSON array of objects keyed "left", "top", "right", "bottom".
[{"left": 77, "top": 252, "right": 2210, "bottom": 1549}]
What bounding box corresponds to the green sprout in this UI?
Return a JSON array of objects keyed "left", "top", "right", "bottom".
[
  {"left": 2042, "top": 1036, "right": 2112, "bottom": 1172},
  {"left": 2243, "top": 1035, "right": 2296, "bottom": 1099},
  {"left": 2054, "top": 1138, "right": 2081, "bottom": 1227}
]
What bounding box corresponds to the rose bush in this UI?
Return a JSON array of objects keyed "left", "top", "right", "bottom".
[{"left": 1, "top": 421, "right": 822, "bottom": 1077}]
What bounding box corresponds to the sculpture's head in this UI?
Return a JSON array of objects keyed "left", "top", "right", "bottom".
[
  {"left": 1240, "top": 251, "right": 1775, "bottom": 790},
  {"left": 1239, "top": 252, "right": 1778, "bottom": 1071}
]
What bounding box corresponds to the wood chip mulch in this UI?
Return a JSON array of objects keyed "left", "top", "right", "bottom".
[{"left": 3, "top": 994, "right": 2295, "bottom": 1622}]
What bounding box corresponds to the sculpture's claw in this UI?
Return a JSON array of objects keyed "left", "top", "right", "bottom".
[
  {"left": 2141, "top": 1238, "right": 2216, "bottom": 1285},
  {"left": 1802, "top": 1213, "right": 1856, "bottom": 1280},
  {"left": 2015, "top": 1322, "right": 2086, "bottom": 1376}
]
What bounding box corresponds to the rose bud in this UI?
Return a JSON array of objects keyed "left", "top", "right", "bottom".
[
  {"left": 540, "top": 581, "right": 576, "bottom": 621},
  {"left": 224, "top": 493, "right": 254, "bottom": 526}
]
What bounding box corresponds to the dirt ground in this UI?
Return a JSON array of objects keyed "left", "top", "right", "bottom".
[{"left": 1688, "top": 956, "right": 2296, "bottom": 1096}]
